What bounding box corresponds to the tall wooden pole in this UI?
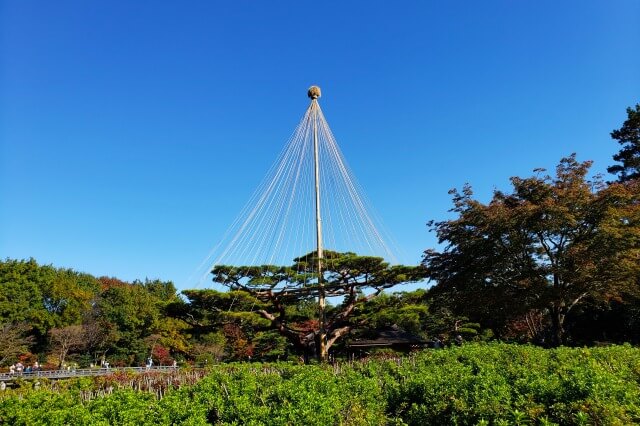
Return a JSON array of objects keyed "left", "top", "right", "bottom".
[{"left": 308, "top": 86, "right": 327, "bottom": 362}]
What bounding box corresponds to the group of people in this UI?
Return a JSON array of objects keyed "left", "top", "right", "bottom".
[
  {"left": 5, "top": 358, "right": 179, "bottom": 374},
  {"left": 8, "top": 361, "right": 40, "bottom": 374}
]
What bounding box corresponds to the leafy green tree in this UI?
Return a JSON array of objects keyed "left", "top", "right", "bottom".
[
  {"left": 353, "top": 290, "right": 430, "bottom": 336},
  {"left": 96, "top": 277, "right": 173, "bottom": 364},
  {"left": 149, "top": 317, "right": 191, "bottom": 356},
  {"left": 190, "top": 331, "right": 226, "bottom": 364},
  {"left": 172, "top": 290, "right": 317, "bottom": 361},
  {"left": 419, "top": 305, "right": 484, "bottom": 342},
  {"left": 252, "top": 330, "right": 289, "bottom": 361},
  {"left": 139, "top": 279, "right": 179, "bottom": 303},
  {"left": 81, "top": 310, "right": 119, "bottom": 366},
  {"left": 174, "top": 289, "right": 270, "bottom": 334},
  {"left": 0, "top": 323, "right": 34, "bottom": 365},
  {"left": 171, "top": 289, "right": 273, "bottom": 361},
  {"left": 0, "top": 258, "right": 101, "bottom": 340},
  {"left": 211, "top": 251, "right": 426, "bottom": 361},
  {"left": 608, "top": 104, "right": 640, "bottom": 182},
  {"left": 0, "top": 259, "right": 55, "bottom": 334},
  {"left": 0, "top": 259, "right": 193, "bottom": 365},
  {"left": 424, "top": 156, "right": 640, "bottom": 345}
]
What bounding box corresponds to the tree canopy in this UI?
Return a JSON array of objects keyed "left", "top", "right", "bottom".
[
  {"left": 0, "top": 259, "right": 184, "bottom": 367},
  {"left": 210, "top": 251, "right": 427, "bottom": 360},
  {"left": 424, "top": 155, "right": 640, "bottom": 345}
]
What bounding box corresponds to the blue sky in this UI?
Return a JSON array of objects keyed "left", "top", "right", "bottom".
[{"left": 1, "top": 1, "right": 639, "bottom": 290}]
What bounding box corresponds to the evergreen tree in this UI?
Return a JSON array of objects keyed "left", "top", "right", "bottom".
[{"left": 608, "top": 104, "right": 640, "bottom": 182}]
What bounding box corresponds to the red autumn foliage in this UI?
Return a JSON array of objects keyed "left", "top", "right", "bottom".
[{"left": 152, "top": 345, "right": 173, "bottom": 366}]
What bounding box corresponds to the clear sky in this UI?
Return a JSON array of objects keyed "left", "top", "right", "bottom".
[{"left": 1, "top": 1, "right": 639, "bottom": 290}]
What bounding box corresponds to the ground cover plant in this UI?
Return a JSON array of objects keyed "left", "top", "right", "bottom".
[{"left": 0, "top": 343, "right": 638, "bottom": 425}]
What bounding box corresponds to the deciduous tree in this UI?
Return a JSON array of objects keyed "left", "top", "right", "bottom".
[
  {"left": 49, "top": 325, "right": 86, "bottom": 368},
  {"left": 0, "top": 323, "right": 34, "bottom": 366},
  {"left": 424, "top": 156, "right": 640, "bottom": 345}
]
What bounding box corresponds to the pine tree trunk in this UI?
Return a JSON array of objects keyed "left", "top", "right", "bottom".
[{"left": 315, "top": 332, "right": 328, "bottom": 362}]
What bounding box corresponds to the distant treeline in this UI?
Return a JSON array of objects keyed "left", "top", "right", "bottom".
[
  {"left": 0, "top": 242, "right": 637, "bottom": 369},
  {"left": 0, "top": 104, "right": 638, "bottom": 367}
]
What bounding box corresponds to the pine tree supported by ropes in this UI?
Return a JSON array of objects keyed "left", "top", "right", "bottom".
[{"left": 194, "top": 87, "right": 425, "bottom": 361}]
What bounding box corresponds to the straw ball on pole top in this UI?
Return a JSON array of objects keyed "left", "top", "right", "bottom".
[{"left": 307, "top": 86, "right": 321, "bottom": 100}]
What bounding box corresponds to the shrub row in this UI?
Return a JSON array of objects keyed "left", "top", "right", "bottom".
[{"left": 0, "top": 343, "right": 638, "bottom": 425}]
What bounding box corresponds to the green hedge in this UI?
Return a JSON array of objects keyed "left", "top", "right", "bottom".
[{"left": 0, "top": 343, "right": 638, "bottom": 425}]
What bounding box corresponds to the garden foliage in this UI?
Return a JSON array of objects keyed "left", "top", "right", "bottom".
[{"left": 1, "top": 343, "right": 638, "bottom": 425}]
